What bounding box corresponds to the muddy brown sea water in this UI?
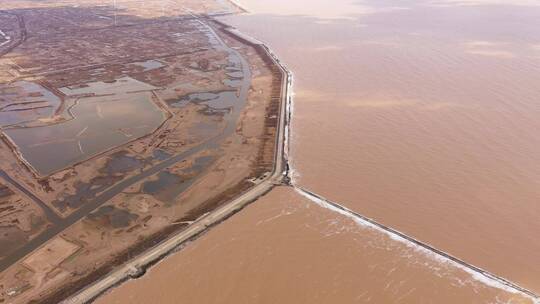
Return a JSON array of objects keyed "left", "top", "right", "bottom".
[
  {"left": 218, "top": 0, "right": 540, "bottom": 294},
  {"left": 96, "top": 0, "right": 540, "bottom": 302},
  {"left": 97, "top": 187, "right": 533, "bottom": 303}
]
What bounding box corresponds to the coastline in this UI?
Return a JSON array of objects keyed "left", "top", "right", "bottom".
[
  {"left": 59, "top": 18, "right": 293, "bottom": 304},
  {"left": 212, "top": 2, "right": 539, "bottom": 301},
  {"left": 40, "top": 1, "right": 539, "bottom": 303},
  {"left": 294, "top": 187, "right": 540, "bottom": 301}
]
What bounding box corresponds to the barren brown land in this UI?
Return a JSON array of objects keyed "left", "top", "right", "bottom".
[{"left": 0, "top": 0, "right": 282, "bottom": 302}]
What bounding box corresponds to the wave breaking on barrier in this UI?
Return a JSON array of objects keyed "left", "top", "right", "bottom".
[
  {"left": 267, "top": 4, "right": 539, "bottom": 298},
  {"left": 292, "top": 186, "right": 539, "bottom": 302}
]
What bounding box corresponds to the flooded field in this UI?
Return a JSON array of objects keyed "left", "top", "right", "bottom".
[
  {"left": 98, "top": 187, "right": 534, "bottom": 304},
  {"left": 141, "top": 155, "right": 214, "bottom": 203},
  {"left": 4, "top": 77, "right": 167, "bottom": 176},
  {"left": 219, "top": 0, "right": 540, "bottom": 295},
  {"left": 129, "top": 60, "right": 165, "bottom": 72},
  {"left": 0, "top": 81, "right": 61, "bottom": 127}
]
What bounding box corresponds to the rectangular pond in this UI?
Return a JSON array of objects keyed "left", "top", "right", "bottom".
[{"left": 3, "top": 77, "right": 167, "bottom": 176}]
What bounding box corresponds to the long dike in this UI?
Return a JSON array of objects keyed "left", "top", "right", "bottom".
[
  {"left": 212, "top": 13, "right": 539, "bottom": 303},
  {"left": 294, "top": 187, "right": 539, "bottom": 300},
  {"left": 61, "top": 18, "right": 293, "bottom": 304},
  {"left": 62, "top": 10, "right": 539, "bottom": 304}
]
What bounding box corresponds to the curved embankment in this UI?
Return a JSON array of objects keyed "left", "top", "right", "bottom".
[
  {"left": 61, "top": 19, "right": 293, "bottom": 304},
  {"left": 63, "top": 17, "right": 538, "bottom": 304}
]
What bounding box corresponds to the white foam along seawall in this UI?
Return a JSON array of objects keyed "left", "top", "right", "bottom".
[
  {"left": 293, "top": 187, "right": 540, "bottom": 302},
  {"left": 221, "top": 2, "right": 537, "bottom": 301}
]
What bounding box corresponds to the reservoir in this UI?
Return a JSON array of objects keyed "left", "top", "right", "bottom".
[{"left": 3, "top": 77, "right": 167, "bottom": 176}]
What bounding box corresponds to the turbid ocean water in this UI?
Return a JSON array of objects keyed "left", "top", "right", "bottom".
[{"left": 98, "top": 0, "right": 540, "bottom": 302}]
